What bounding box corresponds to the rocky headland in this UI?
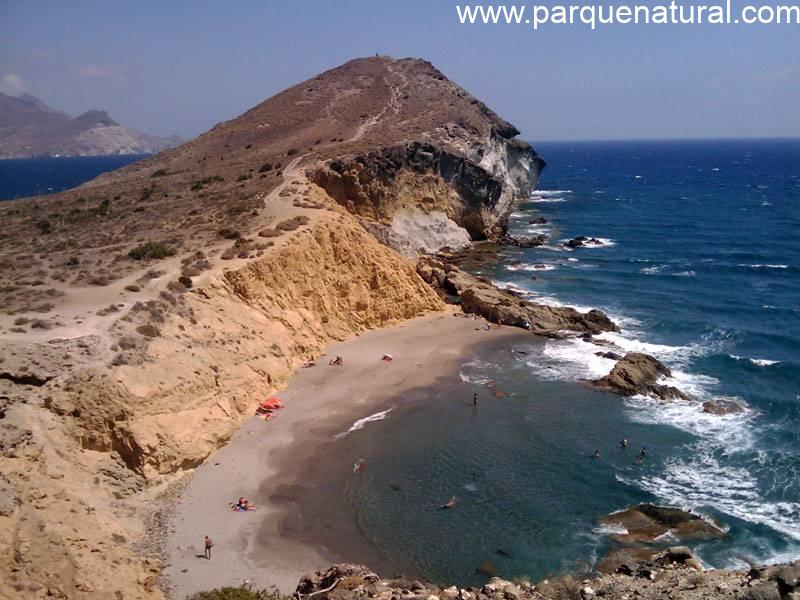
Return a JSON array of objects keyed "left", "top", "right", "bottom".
[
  {"left": 0, "top": 91, "right": 181, "bottom": 158},
  {"left": 0, "top": 56, "right": 781, "bottom": 599}
]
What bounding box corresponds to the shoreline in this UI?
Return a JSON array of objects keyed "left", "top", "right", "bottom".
[{"left": 164, "top": 311, "right": 531, "bottom": 598}]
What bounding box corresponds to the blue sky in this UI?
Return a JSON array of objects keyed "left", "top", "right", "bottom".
[{"left": 1, "top": 1, "right": 798, "bottom": 141}]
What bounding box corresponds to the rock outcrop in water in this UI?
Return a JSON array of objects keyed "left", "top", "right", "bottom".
[
  {"left": 599, "top": 504, "right": 726, "bottom": 545},
  {"left": 417, "top": 257, "right": 618, "bottom": 336},
  {"left": 592, "top": 352, "right": 689, "bottom": 400}
]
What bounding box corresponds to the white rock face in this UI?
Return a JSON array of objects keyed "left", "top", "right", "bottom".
[
  {"left": 390, "top": 208, "right": 471, "bottom": 255},
  {"left": 71, "top": 125, "right": 177, "bottom": 156}
]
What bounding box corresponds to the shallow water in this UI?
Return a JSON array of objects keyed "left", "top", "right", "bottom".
[{"left": 291, "top": 139, "right": 800, "bottom": 584}]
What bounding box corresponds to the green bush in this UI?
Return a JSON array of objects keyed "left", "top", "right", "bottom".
[
  {"left": 187, "top": 584, "right": 291, "bottom": 600},
  {"left": 128, "top": 241, "right": 175, "bottom": 260}
]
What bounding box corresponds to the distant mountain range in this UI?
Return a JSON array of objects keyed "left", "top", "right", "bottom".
[{"left": 0, "top": 91, "right": 183, "bottom": 158}]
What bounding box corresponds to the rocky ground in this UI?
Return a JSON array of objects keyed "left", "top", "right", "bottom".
[{"left": 293, "top": 559, "right": 800, "bottom": 600}]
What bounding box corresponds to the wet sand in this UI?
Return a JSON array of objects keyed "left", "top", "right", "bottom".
[{"left": 165, "top": 312, "right": 530, "bottom": 598}]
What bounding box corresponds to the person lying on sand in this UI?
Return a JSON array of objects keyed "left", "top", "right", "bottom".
[
  {"left": 439, "top": 496, "right": 459, "bottom": 510},
  {"left": 381, "top": 354, "right": 393, "bottom": 362},
  {"left": 353, "top": 458, "right": 367, "bottom": 473},
  {"left": 302, "top": 360, "right": 316, "bottom": 368},
  {"left": 329, "top": 356, "right": 344, "bottom": 366}
]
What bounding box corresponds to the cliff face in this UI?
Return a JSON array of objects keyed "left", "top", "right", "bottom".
[
  {"left": 0, "top": 56, "right": 540, "bottom": 598},
  {"left": 311, "top": 137, "right": 543, "bottom": 255}
]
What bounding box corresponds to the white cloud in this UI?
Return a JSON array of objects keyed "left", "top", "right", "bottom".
[{"left": 0, "top": 73, "right": 26, "bottom": 95}]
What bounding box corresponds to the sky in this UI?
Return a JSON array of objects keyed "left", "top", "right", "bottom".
[{"left": 1, "top": 1, "right": 798, "bottom": 141}]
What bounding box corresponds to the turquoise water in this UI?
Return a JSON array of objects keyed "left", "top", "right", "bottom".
[
  {"left": 306, "top": 139, "right": 800, "bottom": 585},
  {"left": 0, "top": 154, "right": 147, "bottom": 201}
]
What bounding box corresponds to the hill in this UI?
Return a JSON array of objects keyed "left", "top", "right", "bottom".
[{"left": 0, "top": 92, "right": 181, "bottom": 158}]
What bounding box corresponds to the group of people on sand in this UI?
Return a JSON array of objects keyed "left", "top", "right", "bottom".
[
  {"left": 230, "top": 496, "right": 257, "bottom": 511},
  {"left": 592, "top": 438, "right": 648, "bottom": 463}
]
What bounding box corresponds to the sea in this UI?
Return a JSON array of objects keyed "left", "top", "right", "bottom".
[
  {"left": 0, "top": 154, "right": 147, "bottom": 201},
  {"left": 3, "top": 141, "right": 798, "bottom": 585}
]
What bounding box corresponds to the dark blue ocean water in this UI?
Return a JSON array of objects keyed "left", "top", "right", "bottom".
[
  {"left": 0, "top": 154, "right": 147, "bottom": 201},
  {"left": 316, "top": 139, "right": 800, "bottom": 585}
]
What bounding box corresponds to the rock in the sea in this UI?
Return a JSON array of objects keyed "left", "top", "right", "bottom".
[
  {"left": 529, "top": 216, "right": 548, "bottom": 225},
  {"left": 418, "top": 258, "right": 618, "bottom": 337},
  {"left": 703, "top": 397, "right": 747, "bottom": 415},
  {"left": 565, "top": 236, "right": 603, "bottom": 249},
  {"left": 600, "top": 504, "right": 725, "bottom": 545},
  {"left": 596, "top": 351, "right": 623, "bottom": 361},
  {"left": 593, "top": 352, "right": 689, "bottom": 400},
  {"left": 501, "top": 233, "right": 548, "bottom": 248}
]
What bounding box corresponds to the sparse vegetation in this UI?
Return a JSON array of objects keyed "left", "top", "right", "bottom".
[
  {"left": 287, "top": 148, "right": 299, "bottom": 156},
  {"left": 191, "top": 175, "right": 225, "bottom": 191},
  {"left": 151, "top": 169, "right": 168, "bottom": 177},
  {"left": 258, "top": 162, "right": 273, "bottom": 173},
  {"left": 128, "top": 242, "right": 175, "bottom": 261}
]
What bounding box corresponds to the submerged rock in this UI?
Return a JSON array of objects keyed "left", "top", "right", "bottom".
[
  {"left": 599, "top": 504, "right": 726, "bottom": 545},
  {"left": 592, "top": 352, "right": 689, "bottom": 400},
  {"left": 703, "top": 397, "right": 747, "bottom": 415},
  {"left": 476, "top": 558, "right": 499, "bottom": 578}
]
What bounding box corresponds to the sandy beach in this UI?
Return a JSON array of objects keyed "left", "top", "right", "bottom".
[{"left": 164, "top": 312, "right": 529, "bottom": 598}]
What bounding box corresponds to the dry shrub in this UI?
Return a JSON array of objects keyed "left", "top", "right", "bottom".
[
  {"left": 96, "top": 304, "right": 120, "bottom": 316},
  {"left": 136, "top": 324, "right": 160, "bottom": 338},
  {"left": 276, "top": 215, "right": 310, "bottom": 232},
  {"left": 129, "top": 241, "right": 175, "bottom": 261}
]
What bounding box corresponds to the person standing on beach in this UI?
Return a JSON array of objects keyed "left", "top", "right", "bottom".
[
  {"left": 204, "top": 535, "right": 213, "bottom": 560},
  {"left": 473, "top": 392, "right": 478, "bottom": 407}
]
